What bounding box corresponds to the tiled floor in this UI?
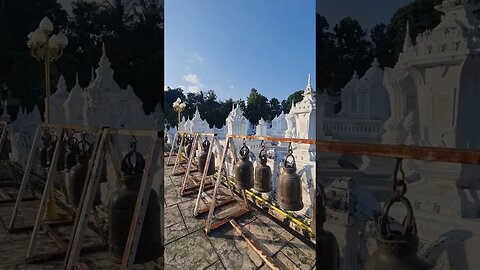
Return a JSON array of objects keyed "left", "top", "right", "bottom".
[{"left": 163, "top": 166, "right": 316, "bottom": 270}]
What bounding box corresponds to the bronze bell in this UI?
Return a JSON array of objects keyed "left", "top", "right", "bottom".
[
  {"left": 198, "top": 138, "right": 215, "bottom": 176},
  {"left": 64, "top": 138, "right": 78, "bottom": 172},
  {"left": 364, "top": 196, "right": 430, "bottom": 270},
  {"left": 55, "top": 140, "right": 66, "bottom": 171},
  {"left": 278, "top": 152, "right": 303, "bottom": 211},
  {"left": 0, "top": 134, "right": 11, "bottom": 160},
  {"left": 185, "top": 136, "right": 194, "bottom": 158},
  {"left": 234, "top": 144, "right": 254, "bottom": 190},
  {"left": 68, "top": 140, "right": 101, "bottom": 207},
  {"left": 109, "top": 148, "right": 163, "bottom": 263},
  {"left": 254, "top": 148, "right": 271, "bottom": 192},
  {"left": 39, "top": 132, "right": 51, "bottom": 168},
  {"left": 316, "top": 184, "right": 340, "bottom": 270}
]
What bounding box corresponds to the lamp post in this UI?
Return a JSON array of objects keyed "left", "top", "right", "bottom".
[
  {"left": 172, "top": 98, "right": 186, "bottom": 130},
  {"left": 27, "top": 17, "right": 68, "bottom": 221}
]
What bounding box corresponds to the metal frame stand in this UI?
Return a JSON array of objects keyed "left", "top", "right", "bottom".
[{"left": 62, "top": 127, "right": 162, "bottom": 270}]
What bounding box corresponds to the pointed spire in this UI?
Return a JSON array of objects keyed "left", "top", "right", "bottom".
[
  {"left": 75, "top": 72, "right": 79, "bottom": 86},
  {"left": 403, "top": 21, "right": 412, "bottom": 52}
]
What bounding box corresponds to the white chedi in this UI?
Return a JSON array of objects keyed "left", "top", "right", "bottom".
[{"left": 64, "top": 73, "right": 85, "bottom": 126}]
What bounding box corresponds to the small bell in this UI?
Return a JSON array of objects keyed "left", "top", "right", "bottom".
[
  {"left": 198, "top": 138, "right": 215, "bottom": 176},
  {"left": 185, "top": 136, "right": 194, "bottom": 159},
  {"left": 253, "top": 146, "right": 271, "bottom": 192},
  {"left": 234, "top": 143, "right": 254, "bottom": 190},
  {"left": 363, "top": 196, "right": 430, "bottom": 270},
  {"left": 278, "top": 147, "right": 303, "bottom": 211},
  {"left": 109, "top": 144, "right": 162, "bottom": 263}
]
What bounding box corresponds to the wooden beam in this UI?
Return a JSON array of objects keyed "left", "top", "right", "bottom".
[{"left": 230, "top": 220, "right": 286, "bottom": 270}]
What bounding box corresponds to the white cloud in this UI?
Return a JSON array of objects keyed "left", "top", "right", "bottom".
[
  {"left": 188, "top": 52, "right": 203, "bottom": 64},
  {"left": 182, "top": 74, "right": 204, "bottom": 93},
  {"left": 183, "top": 74, "right": 203, "bottom": 86},
  {"left": 187, "top": 85, "right": 201, "bottom": 93},
  {"left": 229, "top": 84, "right": 235, "bottom": 90}
]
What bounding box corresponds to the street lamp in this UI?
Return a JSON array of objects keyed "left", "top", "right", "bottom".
[
  {"left": 27, "top": 16, "right": 68, "bottom": 124},
  {"left": 172, "top": 98, "right": 186, "bottom": 130},
  {"left": 27, "top": 17, "right": 68, "bottom": 221}
]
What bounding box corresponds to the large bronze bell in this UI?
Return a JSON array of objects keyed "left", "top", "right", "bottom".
[
  {"left": 278, "top": 150, "right": 303, "bottom": 211},
  {"left": 234, "top": 144, "right": 254, "bottom": 190},
  {"left": 109, "top": 147, "right": 163, "bottom": 264},
  {"left": 316, "top": 184, "right": 340, "bottom": 270},
  {"left": 0, "top": 133, "right": 11, "bottom": 160},
  {"left": 198, "top": 138, "right": 215, "bottom": 176},
  {"left": 254, "top": 147, "right": 271, "bottom": 192},
  {"left": 363, "top": 196, "right": 430, "bottom": 270},
  {"left": 68, "top": 140, "right": 101, "bottom": 207}
]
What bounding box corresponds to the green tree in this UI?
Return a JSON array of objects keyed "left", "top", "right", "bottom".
[
  {"left": 245, "top": 88, "right": 269, "bottom": 124},
  {"left": 268, "top": 98, "right": 283, "bottom": 120},
  {"left": 285, "top": 91, "right": 304, "bottom": 113}
]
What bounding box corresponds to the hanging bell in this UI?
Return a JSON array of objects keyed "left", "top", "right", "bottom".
[
  {"left": 234, "top": 144, "right": 254, "bottom": 190},
  {"left": 68, "top": 140, "right": 101, "bottom": 207},
  {"left": 0, "top": 134, "right": 11, "bottom": 160},
  {"left": 109, "top": 148, "right": 163, "bottom": 264},
  {"left": 39, "top": 132, "right": 51, "bottom": 168},
  {"left": 198, "top": 138, "right": 215, "bottom": 176},
  {"left": 278, "top": 151, "right": 303, "bottom": 211},
  {"left": 46, "top": 134, "right": 57, "bottom": 167},
  {"left": 64, "top": 138, "right": 78, "bottom": 172},
  {"left": 55, "top": 139, "right": 66, "bottom": 171},
  {"left": 185, "top": 136, "right": 194, "bottom": 158},
  {"left": 363, "top": 196, "right": 430, "bottom": 270},
  {"left": 316, "top": 184, "right": 340, "bottom": 270},
  {"left": 254, "top": 147, "right": 272, "bottom": 192}
]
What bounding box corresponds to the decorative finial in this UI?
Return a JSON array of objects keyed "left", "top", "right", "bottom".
[
  {"left": 75, "top": 73, "right": 79, "bottom": 86},
  {"left": 403, "top": 21, "right": 412, "bottom": 52},
  {"left": 308, "top": 73, "right": 311, "bottom": 87}
]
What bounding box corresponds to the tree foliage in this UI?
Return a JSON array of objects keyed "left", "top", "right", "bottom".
[
  {"left": 316, "top": 0, "right": 443, "bottom": 94},
  {"left": 0, "top": 0, "right": 163, "bottom": 115}
]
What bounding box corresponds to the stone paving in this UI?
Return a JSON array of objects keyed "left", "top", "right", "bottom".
[
  {"left": 0, "top": 179, "right": 163, "bottom": 270},
  {"left": 163, "top": 166, "right": 316, "bottom": 270}
]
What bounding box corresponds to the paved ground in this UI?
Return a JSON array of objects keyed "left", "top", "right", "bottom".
[
  {"left": 163, "top": 165, "right": 316, "bottom": 270},
  {"left": 0, "top": 166, "right": 164, "bottom": 270}
]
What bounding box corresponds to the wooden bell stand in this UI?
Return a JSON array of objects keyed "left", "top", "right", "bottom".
[
  {"left": 179, "top": 132, "right": 219, "bottom": 197},
  {"left": 203, "top": 134, "right": 316, "bottom": 241},
  {"left": 169, "top": 131, "right": 198, "bottom": 176},
  {"left": 0, "top": 121, "right": 37, "bottom": 204},
  {"left": 8, "top": 124, "right": 107, "bottom": 264},
  {"left": 62, "top": 127, "right": 162, "bottom": 270},
  {"left": 165, "top": 132, "right": 182, "bottom": 167},
  {"left": 196, "top": 135, "right": 252, "bottom": 234}
]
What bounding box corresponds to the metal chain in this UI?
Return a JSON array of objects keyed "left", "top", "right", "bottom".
[
  {"left": 130, "top": 136, "right": 137, "bottom": 152},
  {"left": 287, "top": 142, "right": 293, "bottom": 155},
  {"left": 393, "top": 158, "right": 407, "bottom": 199}
]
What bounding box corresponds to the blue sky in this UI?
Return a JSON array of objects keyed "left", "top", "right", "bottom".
[
  {"left": 165, "top": 0, "right": 315, "bottom": 102},
  {"left": 317, "top": 0, "right": 412, "bottom": 30}
]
